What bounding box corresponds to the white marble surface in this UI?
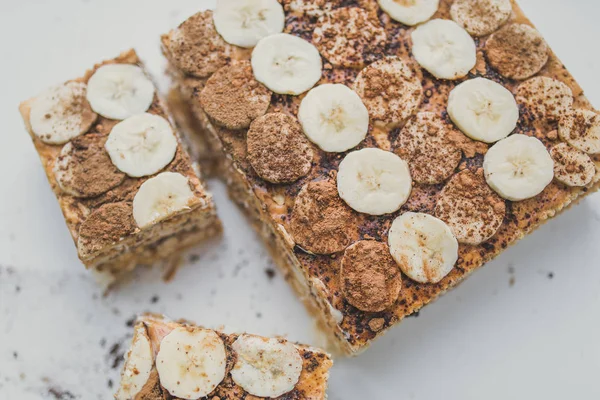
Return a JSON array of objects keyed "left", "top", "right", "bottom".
[{"left": 1, "top": 1, "right": 600, "bottom": 399}]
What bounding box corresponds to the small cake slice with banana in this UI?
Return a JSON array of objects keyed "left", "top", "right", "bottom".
[
  {"left": 115, "top": 314, "right": 333, "bottom": 400},
  {"left": 163, "top": 0, "right": 600, "bottom": 356},
  {"left": 19, "top": 50, "right": 221, "bottom": 288}
]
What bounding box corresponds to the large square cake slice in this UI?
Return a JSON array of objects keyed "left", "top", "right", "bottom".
[
  {"left": 162, "top": 0, "right": 600, "bottom": 355},
  {"left": 19, "top": 50, "right": 221, "bottom": 287},
  {"left": 115, "top": 314, "right": 332, "bottom": 399}
]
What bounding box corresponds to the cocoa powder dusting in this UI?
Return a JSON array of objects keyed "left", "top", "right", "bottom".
[{"left": 78, "top": 202, "right": 136, "bottom": 256}]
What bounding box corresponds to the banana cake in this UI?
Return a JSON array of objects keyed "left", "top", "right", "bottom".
[
  {"left": 115, "top": 314, "right": 332, "bottom": 400},
  {"left": 162, "top": 0, "right": 600, "bottom": 355},
  {"left": 18, "top": 50, "right": 221, "bottom": 287}
]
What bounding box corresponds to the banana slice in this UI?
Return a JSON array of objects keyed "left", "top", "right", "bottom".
[
  {"left": 396, "top": 112, "right": 461, "bottom": 184},
  {"left": 231, "top": 334, "right": 303, "bottom": 398},
  {"left": 77, "top": 203, "right": 135, "bottom": 259},
  {"left": 251, "top": 33, "right": 322, "bottom": 95},
  {"left": 450, "top": 0, "right": 512, "bottom": 37},
  {"left": 155, "top": 327, "right": 227, "bottom": 400},
  {"left": 167, "top": 11, "right": 234, "bottom": 78},
  {"left": 483, "top": 134, "right": 554, "bottom": 201},
  {"left": 434, "top": 170, "right": 505, "bottom": 245},
  {"left": 558, "top": 109, "right": 600, "bottom": 154},
  {"left": 411, "top": 19, "right": 476, "bottom": 80},
  {"left": 447, "top": 77, "right": 519, "bottom": 143},
  {"left": 86, "top": 64, "right": 155, "bottom": 120},
  {"left": 337, "top": 148, "right": 412, "bottom": 215},
  {"left": 132, "top": 172, "right": 196, "bottom": 229},
  {"left": 515, "top": 77, "right": 573, "bottom": 121},
  {"left": 312, "top": 7, "right": 387, "bottom": 68},
  {"left": 199, "top": 61, "right": 272, "bottom": 130},
  {"left": 54, "top": 133, "right": 125, "bottom": 198},
  {"left": 340, "top": 240, "right": 402, "bottom": 312},
  {"left": 29, "top": 81, "right": 97, "bottom": 145},
  {"left": 298, "top": 84, "right": 369, "bottom": 152},
  {"left": 550, "top": 143, "right": 596, "bottom": 187},
  {"left": 378, "top": 0, "right": 439, "bottom": 26},
  {"left": 213, "top": 0, "right": 285, "bottom": 48},
  {"left": 485, "top": 23, "right": 548, "bottom": 80},
  {"left": 353, "top": 56, "right": 423, "bottom": 127},
  {"left": 388, "top": 212, "right": 458, "bottom": 284},
  {"left": 105, "top": 113, "right": 177, "bottom": 178},
  {"left": 115, "top": 324, "right": 154, "bottom": 400}
]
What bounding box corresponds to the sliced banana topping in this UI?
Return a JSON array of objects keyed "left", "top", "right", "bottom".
[
  {"left": 378, "top": 0, "right": 439, "bottom": 26},
  {"left": 515, "top": 77, "right": 573, "bottom": 121},
  {"left": 485, "top": 23, "right": 548, "bottom": 80},
  {"left": 558, "top": 109, "right": 600, "bottom": 154},
  {"left": 298, "top": 84, "right": 369, "bottom": 152},
  {"left": 199, "top": 61, "right": 271, "bottom": 130},
  {"left": 388, "top": 212, "right": 459, "bottom": 284},
  {"left": 231, "top": 334, "right": 303, "bottom": 398},
  {"left": 435, "top": 170, "right": 505, "bottom": 245},
  {"left": 247, "top": 113, "right": 313, "bottom": 184},
  {"left": 251, "top": 33, "right": 322, "bottom": 95},
  {"left": 77, "top": 202, "right": 135, "bottom": 259},
  {"left": 337, "top": 148, "right": 412, "bottom": 215},
  {"left": 450, "top": 0, "right": 512, "bottom": 37},
  {"left": 213, "top": 0, "right": 285, "bottom": 48},
  {"left": 29, "top": 81, "right": 97, "bottom": 145},
  {"left": 550, "top": 143, "right": 596, "bottom": 187},
  {"left": 105, "top": 113, "right": 177, "bottom": 178},
  {"left": 313, "top": 7, "right": 387, "bottom": 68},
  {"left": 86, "top": 64, "right": 155, "bottom": 120},
  {"left": 483, "top": 134, "right": 554, "bottom": 201},
  {"left": 411, "top": 19, "right": 476, "bottom": 80},
  {"left": 396, "top": 112, "right": 461, "bottom": 184},
  {"left": 290, "top": 180, "right": 359, "bottom": 254},
  {"left": 168, "top": 11, "right": 234, "bottom": 78},
  {"left": 54, "top": 133, "right": 125, "bottom": 198},
  {"left": 448, "top": 77, "right": 519, "bottom": 143},
  {"left": 156, "top": 327, "right": 227, "bottom": 400},
  {"left": 283, "top": 0, "right": 343, "bottom": 16},
  {"left": 115, "top": 324, "right": 154, "bottom": 400},
  {"left": 353, "top": 56, "right": 423, "bottom": 127},
  {"left": 341, "top": 240, "right": 402, "bottom": 312},
  {"left": 132, "top": 172, "right": 196, "bottom": 229}
]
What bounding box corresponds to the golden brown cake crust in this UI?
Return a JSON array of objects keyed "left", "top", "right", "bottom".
[{"left": 163, "top": 0, "right": 600, "bottom": 354}]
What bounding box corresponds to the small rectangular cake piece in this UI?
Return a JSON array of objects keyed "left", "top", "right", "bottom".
[
  {"left": 19, "top": 50, "right": 221, "bottom": 285},
  {"left": 115, "top": 314, "right": 333, "bottom": 400},
  {"left": 162, "top": 0, "right": 600, "bottom": 356}
]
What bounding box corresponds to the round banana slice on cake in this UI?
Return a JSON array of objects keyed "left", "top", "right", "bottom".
[
  {"left": 353, "top": 56, "right": 423, "bottom": 127},
  {"left": 156, "top": 327, "right": 227, "bottom": 400},
  {"left": 312, "top": 7, "right": 387, "bottom": 68},
  {"left": 337, "top": 148, "right": 412, "bottom": 215},
  {"left": 411, "top": 19, "right": 476, "bottom": 80},
  {"left": 29, "top": 81, "right": 97, "bottom": 145},
  {"left": 213, "top": 0, "right": 285, "bottom": 48},
  {"left": 115, "top": 325, "right": 154, "bottom": 400},
  {"left": 378, "top": 0, "right": 439, "bottom": 26},
  {"left": 86, "top": 64, "right": 155, "bottom": 120},
  {"left": 298, "top": 84, "right": 369, "bottom": 152},
  {"left": 251, "top": 33, "right": 322, "bottom": 95},
  {"left": 558, "top": 109, "right": 600, "bottom": 155},
  {"left": 435, "top": 170, "right": 506, "bottom": 245},
  {"left": 515, "top": 77, "right": 574, "bottom": 121},
  {"left": 550, "top": 143, "right": 596, "bottom": 187},
  {"left": 485, "top": 23, "right": 548, "bottom": 80},
  {"left": 448, "top": 77, "right": 519, "bottom": 143},
  {"left": 132, "top": 172, "right": 196, "bottom": 229},
  {"left": 105, "top": 113, "right": 177, "bottom": 178},
  {"left": 450, "top": 0, "right": 512, "bottom": 37},
  {"left": 231, "top": 335, "right": 303, "bottom": 398},
  {"left": 388, "top": 212, "right": 459, "bottom": 284},
  {"left": 483, "top": 134, "right": 554, "bottom": 201}
]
